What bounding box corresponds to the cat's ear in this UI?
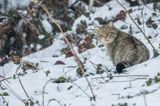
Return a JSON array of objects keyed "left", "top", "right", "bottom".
[{"left": 108, "top": 21, "right": 114, "bottom": 27}]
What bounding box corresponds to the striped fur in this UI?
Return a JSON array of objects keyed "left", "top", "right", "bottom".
[{"left": 96, "top": 21, "right": 150, "bottom": 73}]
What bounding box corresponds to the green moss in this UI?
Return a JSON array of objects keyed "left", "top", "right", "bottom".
[
  {"left": 146, "top": 78, "right": 152, "bottom": 86},
  {"left": 98, "top": 44, "right": 104, "bottom": 48},
  {"left": 152, "top": 12, "right": 157, "bottom": 17},
  {"left": 154, "top": 76, "right": 160, "bottom": 83},
  {"left": 3, "top": 92, "right": 9, "bottom": 96},
  {"left": 96, "top": 64, "right": 104, "bottom": 74},
  {"left": 54, "top": 76, "right": 66, "bottom": 83}
]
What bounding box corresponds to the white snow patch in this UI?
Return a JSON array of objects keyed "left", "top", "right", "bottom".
[
  {"left": 41, "top": 19, "right": 53, "bottom": 33},
  {"left": 38, "top": 35, "right": 45, "bottom": 40}
]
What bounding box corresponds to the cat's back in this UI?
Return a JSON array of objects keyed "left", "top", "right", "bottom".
[{"left": 112, "top": 31, "right": 150, "bottom": 65}]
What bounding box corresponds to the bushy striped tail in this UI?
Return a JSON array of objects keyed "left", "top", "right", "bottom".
[{"left": 116, "top": 62, "right": 131, "bottom": 73}]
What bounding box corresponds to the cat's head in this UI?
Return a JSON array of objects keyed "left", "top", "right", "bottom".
[{"left": 95, "top": 21, "right": 118, "bottom": 44}]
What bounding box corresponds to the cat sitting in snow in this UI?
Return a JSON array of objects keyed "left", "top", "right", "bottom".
[{"left": 96, "top": 21, "right": 150, "bottom": 73}]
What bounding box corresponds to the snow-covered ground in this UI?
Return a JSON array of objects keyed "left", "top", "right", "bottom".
[
  {"left": 0, "top": 0, "right": 160, "bottom": 106},
  {"left": 0, "top": 0, "right": 30, "bottom": 13}
]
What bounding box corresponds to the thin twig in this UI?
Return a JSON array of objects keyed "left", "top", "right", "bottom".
[
  {"left": 18, "top": 75, "right": 30, "bottom": 99},
  {"left": 0, "top": 77, "right": 13, "bottom": 83},
  {"left": 113, "top": 74, "right": 149, "bottom": 77},
  {"left": 119, "top": 86, "right": 160, "bottom": 99},
  {"left": 141, "top": 5, "right": 145, "bottom": 34},
  {"left": 16, "top": 63, "right": 22, "bottom": 74},
  {"left": 40, "top": 3, "right": 96, "bottom": 101},
  {"left": 91, "top": 74, "right": 149, "bottom": 79},
  {"left": 47, "top": 98, "right": 63, "bottom": 106},
  {"left": 143, "top": 94, "right": 148, "bottom": 106},
  {"left": 42, "top": 79, "right": 54, "bottom": 106},
  {"left": 2, "top": 81, "right": 25, "bottom": 103},
  {"left": 69, "top": 81, "right": 91, "bottom": 98},
  {"left": 101, "top": 78, "right": 147, "bottom": 83},
  {"left": 41, "top": 78, "right": 91, "bottom": 106}
]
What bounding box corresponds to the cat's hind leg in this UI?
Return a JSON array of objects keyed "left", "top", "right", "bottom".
[{"left": 116, "top": 53, "right": 137, "bottom": 73}]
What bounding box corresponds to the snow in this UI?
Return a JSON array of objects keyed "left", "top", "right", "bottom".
[
  {"left": 38, "top": 35, "right": 45, "bottom": 40},
  {"left": 0, "top": 0, "right": 30, "bottom": 13},
  {"left": 0, "top": 0, "right": 160, "bottom": 106},
  {"left": 41, "top": 19, "right": 53, "bottom": 33}
]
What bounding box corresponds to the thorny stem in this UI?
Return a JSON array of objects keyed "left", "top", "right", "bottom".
[
  {"left": 40, "top": 3, "right": 96, "bottom": 101},
  {"left": 116, "top": 0, "right": 159, "bottom": 57}
]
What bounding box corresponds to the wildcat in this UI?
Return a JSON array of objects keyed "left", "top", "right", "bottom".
[{"left": 96, "top": 21, "right": 150, "bottom": 73}]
